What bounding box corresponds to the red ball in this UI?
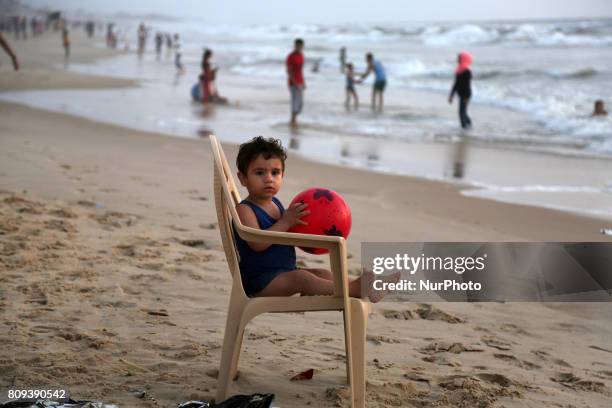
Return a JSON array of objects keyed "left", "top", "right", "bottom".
[{"left": 288, "top": 188, "right": 352, "bottom": 254}]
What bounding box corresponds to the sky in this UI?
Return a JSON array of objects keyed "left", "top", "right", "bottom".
[{"left": 25, "top": 0, "right": 612, "bottom": 24}]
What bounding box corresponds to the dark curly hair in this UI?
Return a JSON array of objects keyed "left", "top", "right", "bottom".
[{"left": 236, "top": 136, "right": 287, "bottom": 175}]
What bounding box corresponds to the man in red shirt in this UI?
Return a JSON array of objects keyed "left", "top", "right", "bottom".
[{"left": 286, "top": 38, "right": 305, "bottom": 128}]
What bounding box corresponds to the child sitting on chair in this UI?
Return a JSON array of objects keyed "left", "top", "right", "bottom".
[{"left": 235, "top": 136, "right": 398, "bottom": 301}]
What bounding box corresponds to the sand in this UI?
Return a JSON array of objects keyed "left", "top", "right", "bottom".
[{"left": 1, "top": 30, "right": 611, "bottom": 407}]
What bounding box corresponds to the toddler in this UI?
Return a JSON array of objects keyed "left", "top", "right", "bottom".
[{"left": 234, "top": 136, "right": 397, "bottom": 301}]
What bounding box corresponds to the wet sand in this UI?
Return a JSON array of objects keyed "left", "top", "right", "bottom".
[{"left": 1, "top": 29, "right": 611, "bottom": 407}]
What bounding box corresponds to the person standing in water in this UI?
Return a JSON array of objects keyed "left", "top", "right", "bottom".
[
  {"left": 360, "top": 53, "right": 386, "bottom": 112},
  {"left": 286, "top": 38, "right": 305, "bottom": 128},
  {"left": 62, "top": 28, "right": 70, "bottom": 61},
  {"left": 339, "top": 46, "right": 346, "bottom": 73},
  {"left": 344, "top": 63, "right": 359, "bottom": 110},
  {"left": 137, "top": 23, "right": 147, "bottom": 57},
  {"left": 173, "top": 33, "right": 184, "bottom": 74},
  {"left": 155, "top": 32, "right": 163, "bottom": 59},
  {"left": 449, "top": 52, "right": 473, "bottom": 129}
]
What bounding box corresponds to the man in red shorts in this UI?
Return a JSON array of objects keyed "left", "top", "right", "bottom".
[{"left": 286, "top": 38, "right": 305, "bottom": 128}]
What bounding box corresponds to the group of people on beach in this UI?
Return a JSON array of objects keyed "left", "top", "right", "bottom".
[
  {"left": 286, "top": 38, "right": 474, "bottom": 130},
  {"left": 287, "top": 38, "right": 391, "bottom": 128},
  {"left": 0, "top": 14, "right": 47, "bottom": 39},
  {"left": 286, "top": 38, "right": 609, "bottom": 129},
  {"left": 1, "top": 13, "right": 72, "bottom": 63}
]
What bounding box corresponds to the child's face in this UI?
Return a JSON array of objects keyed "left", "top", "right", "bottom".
[{"left": 238, "top": 154, "right": 284, "bottom": 200}]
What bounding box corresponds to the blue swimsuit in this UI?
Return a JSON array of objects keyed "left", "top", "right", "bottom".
[{"left": 234, "top": 197, "right": 297, "bottom": 296}]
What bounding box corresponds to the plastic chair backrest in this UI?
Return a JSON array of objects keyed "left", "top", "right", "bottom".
[{"left": 210, "top": 135, "right": 244, "bottom": 287}]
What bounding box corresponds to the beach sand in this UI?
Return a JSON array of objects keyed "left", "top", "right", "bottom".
[{"left": 1, "top": 30, "right": 611, "bottom": 407}]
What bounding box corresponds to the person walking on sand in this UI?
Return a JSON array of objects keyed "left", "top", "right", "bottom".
[
  {"left": 360, "top": 53, "right": 386, "bottom": 112},
  {"left": 449, "top": 51, "right": 473, "bottom": 129},
  {"left": 0, "top": 32, "right": 19, "bottom": 70},
  {"left": 286, "top": 38, "right": 305, "bottom": 128},
  {"left": 339, "top": 46, "right": 346, "bottom": 73}
]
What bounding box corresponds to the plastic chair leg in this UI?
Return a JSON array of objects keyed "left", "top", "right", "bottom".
[
  {"left": 229, "top": 325, "right": 245, "bottom": 381},
  {"left": 348, "top": 300, "right": 368, "bottom": 408},
  {"left": 216, "top": 301, "right": 246, "bottom": 402}
]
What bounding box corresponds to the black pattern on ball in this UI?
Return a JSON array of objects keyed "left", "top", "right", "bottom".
[
  {"left": 324, "top": 225, "right": 343, "bottom": 237},
  {"left": 314, "top": 189, "right": 334, "bottom": 202}
]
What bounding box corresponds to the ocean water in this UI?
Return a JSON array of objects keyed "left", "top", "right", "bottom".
[
  {"left": 2, "top": 16, "right": 612, "bottom": 220},
  {"left": 159, "top": 17, "right": 612, "bottom": 154}
]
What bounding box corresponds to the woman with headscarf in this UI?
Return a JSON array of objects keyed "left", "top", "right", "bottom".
[{"left": 448, "top": 52, "right": 473, "bottom": 129}]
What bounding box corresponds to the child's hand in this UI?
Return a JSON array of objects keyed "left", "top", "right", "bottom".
[{"left": 282, "top": 202, "right": 310, "bottom": 228}]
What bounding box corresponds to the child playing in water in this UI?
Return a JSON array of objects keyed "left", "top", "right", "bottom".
[
  {"left": 449, "top": 52, "right": 473, "bottom": 129},
  {"left": 234, "top": 136, "right": 397, "bottom": 301},
  {"left": 593, "top": 100, "right": 608, "bottom": 116},
  {"left": 345, "top": 63, "right": 359, "bottom": 110},
  {"left": 173, "top": 34, "right": 184, "bottom": 74}
]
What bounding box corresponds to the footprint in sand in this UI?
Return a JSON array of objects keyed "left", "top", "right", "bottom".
[
  {"left": 421, "top": 341, "right": 484, "bottom": 354},
  {"left": 90, "top": 211, "right": 139, "bottom": 229},
  {"left": 595, "top": 370, "right": 612, "bottom": 379},
  {"left": 142, "top": 308, "right": 169, "bottom": 317},
  {"left": 115, "top": 241, "right": 163, "bottom": 260},
  {"left": 49, "top": 208, "right": 78, "bottom": 219},
  {"left": 589, "top": 345, "right": 612, "bottom": 354},
  {"left": 381, "top": 304, "right": 465, "bottom": 324},
  {"left": 178, "top": 239, "right": 211, "bottom": 249},
  {"left": 481, "top": 335, "right": 512, "bottom": 351},
  {"left": 499, "top": 323, "right": 530, "bottom": 336},
  {"left": 422, "top": 354, "right": 460, "bottom": 367},
  {"left": 414, "top": 304, "right": 465, "bottom": 323},
  {"left": 29, "top": 325, "right": 59, "bottom": 334},
  {"left": 175, "top": 252, "right": 214, "bottom": 264},
  {"left": 493, "top": 353, "right": 541, "bottom": 370},
  {"left": 167, "top": 345, "right": 207, "bottom": 359},
  {"left": 367, "top": 334, "right": 401, "bottom": 345},
  {"left": 165, "top": 266, "right": 204, "bottom": 280},
  {"left": 4, "top": 196, "right": 45, "bottom": 214},
  {"left": 384, "top": 309, "right": 413, "bottom": 318},
  {"left": 167, "top": 224, "right": 190, "bottom": 232},
  {"left": 550, "top": 372, "right": 606, "bottom": 393},
  {"left": 531, "top": 349, "right": 550, "bottom": 360},
  {"left": 76, "top": 200, "right": 96, "bottom": 207},
  {"left": 132, "top": 263, "right": 168, "bottom": 274},
  {"left": 552, "top": 358, "right": 572, "bottom": 368},
  {"left": 199, "top": 223, "right": 217, "bottom": 230}
]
